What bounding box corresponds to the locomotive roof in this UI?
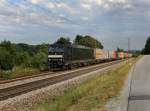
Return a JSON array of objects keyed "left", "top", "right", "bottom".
[{"left": 50, "top": 44, "right": 93, "bottom": 49}]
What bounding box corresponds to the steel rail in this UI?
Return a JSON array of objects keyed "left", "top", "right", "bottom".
[
  {"left": 0, "top": 60, "right": 124, "bottom": 101},
  {"left": 0, "top": 60, "right": 121, "bottom": 84}
]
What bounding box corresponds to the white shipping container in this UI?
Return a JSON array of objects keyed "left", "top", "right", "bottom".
[
  {"left": 105, "top": 51, "right": 109, "bottom": 59},
  {"left": 94, "top": 49, "right": 106, "bottom": 60},
  {"left": 108, "top": 51, "right": 114, "bottom": 59}
]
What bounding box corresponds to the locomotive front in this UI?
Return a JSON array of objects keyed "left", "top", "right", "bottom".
[{"left": 48, "top": 44, "right": 64, "bottom": 70}]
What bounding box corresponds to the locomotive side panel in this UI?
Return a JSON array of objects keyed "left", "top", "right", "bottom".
[
  {"left": 72, "top": 46, "right": 94, "bottom": 61},
  {"left": 63, "top": 45, "right": 94, "bottom": 67}
]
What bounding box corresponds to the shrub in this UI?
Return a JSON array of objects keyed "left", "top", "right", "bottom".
[
  {"left": 31, "top": 52, "right": 47, "bottom": 70},
  {"left": 0, "top": 47, "right": 14, "bottom": 71}
]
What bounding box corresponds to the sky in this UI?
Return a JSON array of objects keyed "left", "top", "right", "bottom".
[{"left": 0, "top": 0, "right": 150, "bottom": 50}]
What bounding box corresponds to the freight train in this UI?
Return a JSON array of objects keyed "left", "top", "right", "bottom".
[{"left": 48, "top": 44, "right": 132, "bottom": 70}]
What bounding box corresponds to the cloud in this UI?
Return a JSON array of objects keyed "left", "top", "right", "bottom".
[
  {"left": 81, "top": 4, "right": 92, "bottom": 10},
  {"left": 95, "top": 0, "right": 103, "bottom": 5},
  {"left": 108, "top": 0, "right": 126, "bottom": 3},
  {"left": 81, "top": 17, "right": 89, "bottom": 21},
  {"left": 31, "top": 0, "right": 38, "bottom": 4},
  {"left": 0, "top": 0, "right": 150, "bottom": 50},
  {"left": 47, "top": 2, "right": 55, "bottom": 9},
  {"left": 83, "top": 0, "right": 103, "bottom": 6},
  {"left": 56, "top": 2, "right": 78, "bottom": 15}
]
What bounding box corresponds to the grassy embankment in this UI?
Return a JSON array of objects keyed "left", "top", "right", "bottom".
[
  {"left": 0, "top": 67, "right": 40, "bottom": 79},
  {"left": 30, "top": 58, "right": 138, "bottom": 111}
]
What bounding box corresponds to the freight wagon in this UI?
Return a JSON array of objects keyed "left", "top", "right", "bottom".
[
  {"left": 119, "top": 52, "right": 124, "bottom": 59},
  {"left": 94, "top": 49, "right": 109, "bottom": 61},
  {"left": 108, "top": 51, "right": 121, "bottom": 60},
  {"left": 124, "top": 53, "right": 128, "bottom": 58},
  {"left": 109, "top": 51, "right": 120, "bottom": 60}
]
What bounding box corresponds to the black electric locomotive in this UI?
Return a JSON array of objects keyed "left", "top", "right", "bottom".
[{"left": 48, "top": 44, "right": 94, "bottom": 70}]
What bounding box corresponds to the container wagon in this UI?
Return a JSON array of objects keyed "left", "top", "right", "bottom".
[
  {"left": 113, "top": 51, "right": 120, "bottom": 60},
  {"left": 119, "top": 52, "right": 125, "bottom": 59},
  {"left": 94, "top": 49, "right": 109, "bottom": 62},
  {"left": 124, "top": 53, "right": 129, "bottom": 58},
  {"left": 108, "top": 51, "right": 120, "bottom": 60}
]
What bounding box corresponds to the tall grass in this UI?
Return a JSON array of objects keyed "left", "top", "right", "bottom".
[
  {"left": 31, "top": 58, "right": 137, "bottom": 111},
  {"left": 0, "top": 66, "right": 40, "bottom": 79}
]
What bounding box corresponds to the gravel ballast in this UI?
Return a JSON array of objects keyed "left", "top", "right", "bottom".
[{"left": 0, "top": 62, "right": 116, "bottom": 90}]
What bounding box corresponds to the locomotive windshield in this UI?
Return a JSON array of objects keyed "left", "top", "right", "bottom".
[{"left": 49, "top": 44, "right": 64, "bottom": 55}]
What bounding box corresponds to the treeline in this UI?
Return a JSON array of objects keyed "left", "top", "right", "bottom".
[
  {"left": 55, "top": 35, "right": 104, "bottom": 49},
  {"left": 142, "top": 37, "right": 150, "bottom": 54},
  {"left": 0, "top": 35, "right": 103, "bottom": 72},
  {"left": 0, "top": 41, "right": 48, "bottom": 71}
]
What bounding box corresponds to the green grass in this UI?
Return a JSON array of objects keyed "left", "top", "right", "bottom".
[
  {"left": 30, "top": 58, "right": 138, "bottom": 111},
  {"left": 0, "top": 67, "right": 40, "bottom": 79}
]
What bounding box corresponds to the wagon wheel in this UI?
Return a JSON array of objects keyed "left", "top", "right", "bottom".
[{"left": 68, "top": 64, "right": 73, "bottom": 70}]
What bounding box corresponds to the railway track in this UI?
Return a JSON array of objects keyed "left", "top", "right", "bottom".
[
  {"left": 0, "top": 60, "right": 125, "bottom": 101},
  {"left": 0, "top": 71, "right": 56, "bottom": 84}
]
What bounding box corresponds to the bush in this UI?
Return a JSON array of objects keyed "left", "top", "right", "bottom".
[
  {"left": 0, "top": 47, "right": 14, "bottom": 71},
  {"left": 31, "top": 52, "right": 47, "bottom": 70},
  {"left": 17, "top": 52, "right": 32, "bottom": 67}
]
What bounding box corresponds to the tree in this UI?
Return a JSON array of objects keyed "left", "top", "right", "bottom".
[
  {"left": 0, "top": 47, "right": 14, "bottom": 70},
  {"left": 36, "top": 44, "right": 48, "bottom": 54},
  {"left": 0, "top": 41, "right": 50, "bottom": 71},
  {"left": 31, "top": 52, "right": 47, "bottom": 70},
  {"left": 0, "top": 40, "right": 12, "bottom": 50},
  {"left": 17, "top": 43, "right": 36, "bottom": 56},
  {"left": 74, "top": 35, "right": 83, "bottom": 45},
  {"left": 0, "top": 40, "right": 16, "bottom": 55},
  {"left": 15, "top": 52, "right": 31, "bottom": 67},
  {"left": 74, "top": 35, "right": 103, "bottom": 49},
  {"left": 143, "top": 37, "right": 150, "bottom": 54},
  {"left": 55, "top": 37, "right": 71, "bottom": 45},
  {"left": 117, "top": 47, "right": 124, "bottom": 52}
]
